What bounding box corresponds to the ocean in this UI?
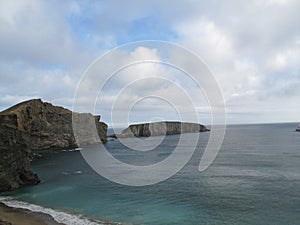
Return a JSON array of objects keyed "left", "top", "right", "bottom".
[{"left": 1, "top": 123, "right": 300, "bottom": 225}]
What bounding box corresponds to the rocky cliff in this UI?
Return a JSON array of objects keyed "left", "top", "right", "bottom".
[
  {"left": 119, "top": 121, "right": 209, "bottom": 138},
  {"left": 0, "top": 99, "right": 107, "bottom": 192},
  {"left": 0, "top": 116, "right": 39, "bottom": 191}
]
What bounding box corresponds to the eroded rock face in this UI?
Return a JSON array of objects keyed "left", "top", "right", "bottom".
[
  {"left": 0, "top": 99, "right": 107, "bottom": 191},
  {"left": 72, "top": 113, "right": 107, "bottom": 146},
  {"left": 119, "top": 121, "right": 209, "bottom": 138},
  {"left": 0, "top": 114, "right": 40, "bottom": 191}
]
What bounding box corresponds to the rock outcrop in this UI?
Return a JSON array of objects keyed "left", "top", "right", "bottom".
[
  {"left": 0, "top": 116, "right": 39, "bottom": 191},
  {"left": 0, "top": 99, "right": 107, "bottom": 192},
  {"left": 118, "top": 121, "right": 209, "bottom": 138}
]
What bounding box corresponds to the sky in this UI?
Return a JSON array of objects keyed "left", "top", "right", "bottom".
[{"left": 0, "top": 0, "right": 299, "bottom": 126}]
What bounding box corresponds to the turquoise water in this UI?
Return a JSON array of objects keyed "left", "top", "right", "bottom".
[{"left": 2, "top": 123, "right": 300, "bottom": 224}]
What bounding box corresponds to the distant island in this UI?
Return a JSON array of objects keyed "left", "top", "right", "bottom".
[{"left": 114, "top": 121, "right": 209, "bottom": 138}]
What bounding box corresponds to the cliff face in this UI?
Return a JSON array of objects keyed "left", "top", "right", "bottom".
[
  {"left": 1, "top": 99, "right": 107, "bottom": 149},
  {"left": 0, "top": 99, "right": 107, "bottom": 192},
  {"left": 0, "top": 115, "right": 39, "bottom": 191},
  {"left": 119, "top": 121, "right": 209, "bottom": 138}
]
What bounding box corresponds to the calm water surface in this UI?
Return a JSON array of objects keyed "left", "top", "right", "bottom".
[{"left": 3, "top": 123, "right": 300, "bottom": 225}]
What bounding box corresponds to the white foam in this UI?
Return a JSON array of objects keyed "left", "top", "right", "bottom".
[
  {"left": 61, "top": 171, "right": 70, "bottom": 175},
  {"left": 0, "top": 197, "right": 103, "bottom": 225},
  {"left": 61, "top": 148, "right": 82, "bottom": 152}
]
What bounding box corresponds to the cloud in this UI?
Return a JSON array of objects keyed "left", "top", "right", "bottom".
[
  {"left": 0, "top": 0, "right": 98, "bottom": 69},
  {"left": 0, "top": 0, "right": 299, "bottom": 124},
  {"left": 86, "top": 46, "right": 210, "bottom": 124},
  {"left": 0, "top": 61, "right": 78, "bottom": 111},
  {"left": 167, "top": 1, "right": 300, "bottom": 123}
]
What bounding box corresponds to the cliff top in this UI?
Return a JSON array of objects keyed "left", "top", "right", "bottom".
[
  {"left": 128, "top": 121, "right": 204, "bottom": 127},
  {"left": 0, "top": 99, "right": 71, "bottom": 115}
]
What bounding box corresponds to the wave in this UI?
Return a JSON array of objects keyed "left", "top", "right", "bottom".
[
  {"left": 61, "top": 148, "right": 83, "bottom": 152},
  {"left": 0, "top": 197, "right": 105, "bottom": 225},
  {"left": 61, "top": 170, "right": 83, "bottom": 175}
]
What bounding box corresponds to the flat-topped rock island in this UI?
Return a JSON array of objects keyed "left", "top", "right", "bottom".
[{"left": 116, "top": 121, "right": 210, "bottom": 138}]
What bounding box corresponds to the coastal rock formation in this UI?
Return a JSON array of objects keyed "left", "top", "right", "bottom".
[
  {"left": 0, "top": 99, "right": 107, "bottom": 192},
  {"left": 1, "top": 99, "right": 107, "bottom": 149},
  {"left": 72, "top": 113, "right": 107, "bottom": 146},
  {"left": 0, "top": 118, "right": 39, "bottom": 191},
  {"left": 118, "top": 121, "right": 209, "bottom": 138}
]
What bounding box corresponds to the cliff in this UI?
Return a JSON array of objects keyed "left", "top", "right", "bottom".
[
  {"left": 118, "top": 121, "right": 209, "bottom": 138},
  {"left": 0, "top": 99, "right": 107, "bottom": 192},
  {"left": 0, "top": 117, "right": 39, "bottom": 191}
]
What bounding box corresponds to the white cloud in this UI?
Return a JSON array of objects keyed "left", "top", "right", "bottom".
[
  {"left": 174, "top": 18, "right": 235, "bottom": 65},
  {"left": 90, "top": 46, "right": 209, "bottom": 125},
  {"left": 1, "top": 0, "right": 300, "bottom": 124},
  {"left": 166, "top": 1, "right": 300, "bottom": 123},
  {"left": 0, "top": 0, "right": 95, "bottom": 69},
  {"left": 266, "top": 53, "right": 288, "bottom": 71},
  {"left": 0, "top": 94, "right": 40, "bottom": 107}
]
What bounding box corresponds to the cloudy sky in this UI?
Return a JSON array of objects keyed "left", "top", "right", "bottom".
[{"left": 0, "top": 0, "right": 299, "bottom": 126}]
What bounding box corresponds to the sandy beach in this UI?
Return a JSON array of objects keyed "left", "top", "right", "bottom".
[{"left": 0, "top": 203, "right": 64, "bottom": 225}]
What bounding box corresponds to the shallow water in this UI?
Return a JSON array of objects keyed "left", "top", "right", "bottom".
[{"left": 2, "top": 123, "right": 300, "bottom": 225}]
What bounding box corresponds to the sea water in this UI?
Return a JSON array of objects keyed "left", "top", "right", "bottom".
[{"left": 1, "top": 123, "right": 300, "bottom": 225}]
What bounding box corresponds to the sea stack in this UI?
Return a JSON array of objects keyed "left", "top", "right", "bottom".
[
  {"left": 0, "top": 99, "right": 107, "bottom": 192},
  {"left": 118, "top": 121, "right": 209, "bottom": 138}
]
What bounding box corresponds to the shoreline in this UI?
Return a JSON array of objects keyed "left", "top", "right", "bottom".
[
  {"left": 0, "top": 197, "right": 122, "bottom": 225},
  {"left": 0, "top": 202, "right": 65, "bottom": 225}
]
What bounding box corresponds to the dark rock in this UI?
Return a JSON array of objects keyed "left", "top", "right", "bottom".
[
  {"left": 0, "top": 99, "right": 107, "bottom": 192},
  {"left": 0, "top": 116, "right": 40, "bottom": 191},
  {"left": 118, "top": 121, "right": 209, "bottom": 138},
  {"left": 0, "top": 219, "right": 12, "bottom": 225},
  {"left": 107, "top": 134, "right": 118, "bottom": 139}
]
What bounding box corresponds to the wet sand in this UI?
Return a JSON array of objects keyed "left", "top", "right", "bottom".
[{"left": 0, "top": 203, "right": 64, "bottom": 225}]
